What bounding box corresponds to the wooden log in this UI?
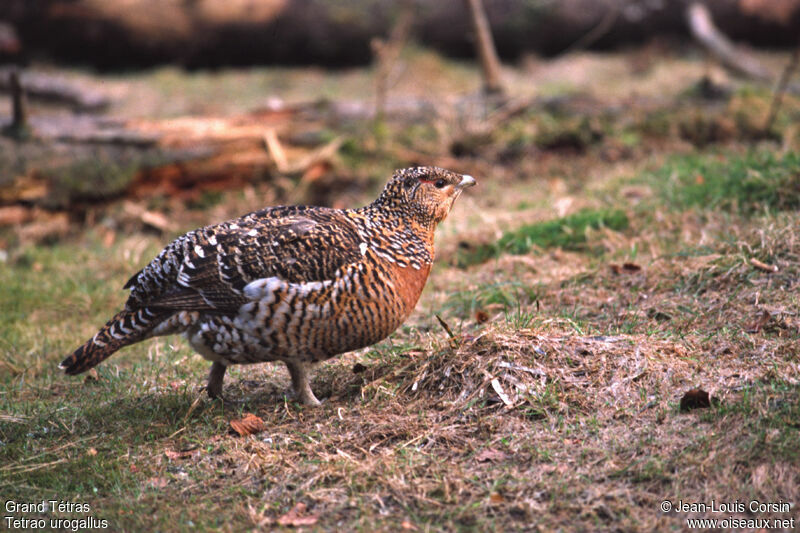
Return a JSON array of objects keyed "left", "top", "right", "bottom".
[
  {"left": 0, "top": 104, "right": 342, "bottom": 211},
  {"left": 2, "top": 0, "right": 799, "bottom": 67},
  {"left": 0, "top": 67, "right": 110, "bottom": 111}
]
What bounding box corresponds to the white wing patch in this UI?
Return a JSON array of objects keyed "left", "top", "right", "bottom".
[
  {"left": 359, "top": 242, "right": 368, "bottom": 256},
  {"left": 243, "top": 277, "right": 284, "bottom": 300}
]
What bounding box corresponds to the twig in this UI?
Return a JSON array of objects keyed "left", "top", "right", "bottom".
[
  {"left": 435, "top": 314, "right": 456, "bottom": 340},
  {"left": 749, "top": 257, "right": 778, "bottom": 273},
  {"left": 263, "top": 129, "right": 288, "bottom": 172},
  {"left": 490, "top": 378, "right": 513, "bottom": 407},
  {"left": 10, "top": 69, "right": 26, "bottom": 129},
  {"left": 3, "top": 68, "right": 31, "bottom": 140},
  {"left": 263, "top": 130, "right": 343, "bottom": 176},
  {"left": 763, "top": 45, "right": 800, "bottom": 134}
]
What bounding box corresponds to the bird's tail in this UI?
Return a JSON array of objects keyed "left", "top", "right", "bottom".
[{"left": 60, "top": 307, "right": 165, "bottom": 375}]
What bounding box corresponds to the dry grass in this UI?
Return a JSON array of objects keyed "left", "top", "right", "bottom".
[{"left": 2, "top": 47, "right": 800, "bottom": 531}]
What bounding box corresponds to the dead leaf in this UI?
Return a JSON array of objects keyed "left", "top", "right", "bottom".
[
  {"left": 610, "top": 262, "right": 642, "bottom": 274},
  {"left": 0, "top": 205, "right": 32, "bottom": 226},
  {"left": 230, "top": 413, "right": 268, "bottom": 436},
  {"left": 164, "top": 448, "right": 199, "bottom": 460},
  {"left": 401, "top": 520, "right": 417, "bottom": 530},
  {"left": 746, "top": 310, "right": 772, "bottom": 333},
  {"left": 475, "top": 448, "right": 508, "bottom": 463},
  {"left": 102, "top": 229, "right": 116, "bottom": 248},
  {"left": 87, "top": 447, "right": 98, "bottom": 456},
  {"left": 277, "top": 502, "right": 318, "bottom": 527},
  {"left": 83, "top": 368, "right": 99, "bottom": 382},
  {"left": 680, "top": 388, "right": 714, "bottom": 411},
  {"left": 491, "top": 378, "right": 513, "bottom": 406},
  {"left": 475, "top": 310, "right": 490, "bottom": 323},
  {"left": 129, "top": 464, "right": 138, "bottom": 473},
  {"left": 146, "top": 477, "right": 168, "bottom": 489},
  {"left": 489, "top": 493, "right": 505, "bottom": 504}
]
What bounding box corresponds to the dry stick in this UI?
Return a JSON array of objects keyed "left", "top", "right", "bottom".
[
  {"left": 464, "top": 0, "right": 505, "bottom": 95},
  {"left": 749, "top": 257, "right": 778, "bottom": 273},
  {"left": 685, "top": 2, "right": 771, "bottom": 82},
  {"left": 763, "top": 45, "right": 800, "bottom": 135},
  {"left": 4, "top": 68, "right": 31, "bottom": 139},
  {"left": 435, "top": 314, "right": 456, "bottom": 340},
  {"left": 9, "top": 69, "right": 26, "bottom": 128}
]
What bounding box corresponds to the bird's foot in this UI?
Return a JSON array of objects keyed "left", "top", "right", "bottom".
[
  {"left": 285, "top": 360, "right": 322, "bottom": 407},
  {"left": 283, "top": 386, "right": 322, "bottom": 407},
  {"left": 298, "top": 389, "right": 322, "bottom": 407}
]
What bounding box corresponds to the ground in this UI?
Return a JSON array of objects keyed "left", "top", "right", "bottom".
[{"left": 1, "top": 46, "right": 799, "bottom": 531}]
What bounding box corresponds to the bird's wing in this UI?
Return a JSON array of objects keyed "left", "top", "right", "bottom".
[{"left": 124, "top": 206, "right": 364, "bottom": 313}]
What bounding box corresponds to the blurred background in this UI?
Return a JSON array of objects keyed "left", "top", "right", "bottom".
[{"left": 1, "top": 0, "right": 799, "bottom": 250}]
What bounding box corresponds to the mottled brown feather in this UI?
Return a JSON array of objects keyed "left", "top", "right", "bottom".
[{"left": 61, "top": 166, "right": 476, "bottom": 404}]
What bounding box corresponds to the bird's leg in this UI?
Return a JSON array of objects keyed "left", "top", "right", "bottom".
[
  {"left": 206, "top": 361, "right": 227, "bottom": 399},
  {"left": 285, "top": 360, "right": 321, "bottom": 406}
]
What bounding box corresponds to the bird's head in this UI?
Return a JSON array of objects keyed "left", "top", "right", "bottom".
[{"left": 374, "top": 166, "right": 476, "bottom": 227}]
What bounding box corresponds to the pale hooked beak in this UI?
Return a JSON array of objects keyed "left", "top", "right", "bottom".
[{"left": 457, "top": 174, "right": 476, "bottom": 189}]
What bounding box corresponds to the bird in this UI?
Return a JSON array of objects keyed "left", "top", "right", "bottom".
[{"left": 60, "top": 166, "right": 476, "bottom": 405}]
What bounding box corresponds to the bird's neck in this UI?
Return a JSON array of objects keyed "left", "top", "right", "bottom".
[
  {"left": 352, "top": 204, "right": 436, "bottom": 267},
  {"left": 357, "top": 202, "right": 437, "bottom": 234}
]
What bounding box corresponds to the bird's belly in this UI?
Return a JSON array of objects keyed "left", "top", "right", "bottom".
[{"left": 185, "top": 262, "right": 430, "bottom": 365}]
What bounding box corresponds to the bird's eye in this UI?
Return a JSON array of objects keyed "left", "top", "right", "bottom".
[{"left": 434, "top": 179, "right": 447, "bottom": 189}]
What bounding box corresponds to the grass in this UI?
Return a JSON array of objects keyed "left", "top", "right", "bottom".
[
  {"left": 457, "top": 208, "right": 629, "bottom": 266},
  {"left": 641, "top": 150, "right": 800, "bottom": 215},
  {"left": 3, "top": 49, "right": 800, "bottom": 531}
]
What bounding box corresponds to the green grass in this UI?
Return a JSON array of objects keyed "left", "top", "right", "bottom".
[
  {"left": 641, "top": 150, "right": 800, "bottom": 215},
  {"left": 458, "top": 208, "right": 629, "bottom": 267},
  {"left": 441, "top": 280, "right": 542, "bottom": 317}
]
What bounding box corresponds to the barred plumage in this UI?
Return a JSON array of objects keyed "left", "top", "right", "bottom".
[{"left": 61, "top": 167, "right": 476, "bottom": 405}]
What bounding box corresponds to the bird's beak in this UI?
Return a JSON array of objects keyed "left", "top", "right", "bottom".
[{"left": 456, "top": 174, "right": 476, "bottom": 190}]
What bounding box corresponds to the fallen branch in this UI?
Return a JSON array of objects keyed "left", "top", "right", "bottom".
[
  {"left": 264, "top": 130, "right": 343, "bottom": 176},
  {"left": 685, "top": 2, "right": 772, "bottom": 81}
]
